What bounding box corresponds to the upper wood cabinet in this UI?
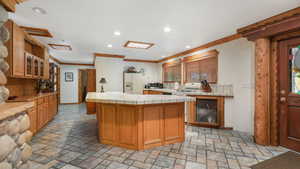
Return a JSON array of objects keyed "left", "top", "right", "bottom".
[
  {"left": 4, "top": 20, "right": 25, "bottom": 77},
  {"left": 163, "top": 61, "right": 181, "bottom": 83},
  {"left": 183, "top": 50, "right": 219, "bottom": 83},
  {"left": 4, "top": 20, "right": 50, "bottom": 80}
]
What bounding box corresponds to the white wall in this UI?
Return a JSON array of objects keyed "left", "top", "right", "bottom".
[
  {"left": 95, "top": 57, "right": 162, "bottom": 92},
  {"left": 182, "top": 38, "right": 255, "bottom": 134},
  {"left": 60, "top": 65, "right": 94, "bottom": 104}
]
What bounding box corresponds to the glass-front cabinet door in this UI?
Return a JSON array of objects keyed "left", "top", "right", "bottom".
[{"left": 25, "top": 52, "right": 33, "bottom": 77}]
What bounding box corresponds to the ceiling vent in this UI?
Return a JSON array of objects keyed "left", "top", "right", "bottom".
[
  {"left": 21, "top": 26, "right": 53, "bottom": 38},
  {"left": 48, "top": 44, "right": 72, "bottom": 51},
  {"left": 124, "top": 41, "right": 154, "bottom": 49}
]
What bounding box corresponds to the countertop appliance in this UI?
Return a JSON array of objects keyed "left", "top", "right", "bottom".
[{"left": 145, "top": 83, "right": 163, "bottom": 89}]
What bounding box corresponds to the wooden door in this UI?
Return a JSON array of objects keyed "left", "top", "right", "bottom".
[
  {"left": 279, "top": 37, "right": 300, "bottom": 152},
  {"left": 86, "top": 69, "right": 96, "bottom": 114},
  {"left": 78, "top": 70, "right": 83, "bottom": 103}
]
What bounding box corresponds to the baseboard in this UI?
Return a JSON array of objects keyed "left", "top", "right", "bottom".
[{"left": 60, "top": 102, "right": 79, "bottom": 105}]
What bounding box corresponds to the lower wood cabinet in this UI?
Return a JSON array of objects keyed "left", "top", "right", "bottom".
[
  {"left": 29, "top": 93, "right": 58, "bottom": 134},
  {"left": 97, "top": 102, "right": 185, "bottom": 150},
  {"left": 143, "top": 90, "right": 164, "bottom": 95}
]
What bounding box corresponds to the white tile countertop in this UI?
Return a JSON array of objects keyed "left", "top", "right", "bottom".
[
  {"left": 86, "top": 92, "right": 195, "bottom": 105},
  {"left": 144, "top": 86, "right": 234, "bottom": 97}
]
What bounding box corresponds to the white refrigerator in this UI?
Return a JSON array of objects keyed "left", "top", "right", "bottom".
[{"left": 123, "top": 73, "right": 145, "bottom": 94}]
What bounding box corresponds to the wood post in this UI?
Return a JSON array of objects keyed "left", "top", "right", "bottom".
[{"left": 254, "top": 38, "right": 271, "bottom": 145}]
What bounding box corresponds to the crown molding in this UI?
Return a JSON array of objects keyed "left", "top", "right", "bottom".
[{"left": 158, "top": 33, "right": 241, "bottom": 63}]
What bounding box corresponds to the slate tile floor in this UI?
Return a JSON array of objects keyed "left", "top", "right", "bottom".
[{"left": 29, "top": 104, "right": 288, "bottom": 169}]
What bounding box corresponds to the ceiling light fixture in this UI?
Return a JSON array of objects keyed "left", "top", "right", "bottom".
[
  {"left": 114, "top": 31, "right": 121, "bottom": 36},
  {"left": 164, "top": 27, "right": 171, "bottom": 33},
  {"left": 185, "top": 45, "right": 191, "bottom": 49},
  {"left": 124, "top": 41, "right": 154, "bottom": 49},
  {"left": 161, "top": 55, "right": 166, "bottom": 58},
  {"left": 32, "top": 7, "right": 47, "bottom": 15},
  {"left": 107, "top": 44, "right": 113, "bottom": 48}
]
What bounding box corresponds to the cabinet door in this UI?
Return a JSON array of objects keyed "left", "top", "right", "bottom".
[
  {"left": 28, "top": 107, "right": 37, "bottom": 134},
  {"left": 164, "top": 103, "right": 184, "bottom": 144},
  {"left": 37, "top": 104, "right": 44, "bottom": 130},
  {"left": 33, "top": 57, "right": 39, "bottom": 78},
  {"left": 143, "top": 106, "right": 164, "bottom": 149},
  {"left": 39, "top": 59, "right": 44, "bottom": 78},
  {"left": 25, "top": 53, "right": 33, "bottom": 77},
  {"left": 12, "top": 22, "right": 25, "bottom": 77}
]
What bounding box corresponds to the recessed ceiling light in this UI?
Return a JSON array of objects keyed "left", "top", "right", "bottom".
[
  {"left": 114, "top": 31, "right": 121, "bottom": 36},
  {"left": 107, "top": 44, "right": 113, "bottom": 48},
  {"left": 164, "top": 27, "right": 171, "bottom": 33},
  {"left": 185, "top": 45, "right": 191, "bottom": 49},
  {"left": 32, "top": 7, "right": 47, "bottom": 15}
]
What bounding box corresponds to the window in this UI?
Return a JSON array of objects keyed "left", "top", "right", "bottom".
[
  {"left": 163, "top": 61, "right": 181, "bottom": 83},
  {"left": 183, "top": 50, "right": 218, "bottom": 83}
]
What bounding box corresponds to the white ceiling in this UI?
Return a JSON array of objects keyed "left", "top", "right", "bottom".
[{"left": 12, "top": 0, "right": 300, "bottom": 63}]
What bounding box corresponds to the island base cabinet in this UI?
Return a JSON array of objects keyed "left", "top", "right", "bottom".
[{"left": 96, "top": 102, "right": 185, "bottom": 150}]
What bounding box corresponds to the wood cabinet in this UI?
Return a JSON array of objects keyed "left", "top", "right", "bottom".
[
  {"left": 163, "top": 61, "right": 181, "bottom": 83},
  {"left": 4, "top": 20, "right": 25, "bottom": 77},
  {"left": 187, "top": 95, "right": 224, "bottom": 128},
  {"left": 4, "top": 20, "right": 50, "bottom": 80},
  {"left": 35, "top": 93, "right": 58, "bottom": 132},
  {"left": 183, "top": 50, "right": 218, "bottom": 83},
  {"left": 97, "top": 102, "right": 184, "bottom": 150},
  {"left": 143, "top": 90, "right": 164, "bottom": 95}
]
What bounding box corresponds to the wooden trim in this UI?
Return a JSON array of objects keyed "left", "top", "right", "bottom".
[
  {"left": 124, "top": 41, "right": 155, "bottom": 49},
  {"left": 15, "top": 0, "right": 28, "bottom": 3},
  {"left": 49, "top": 55, "right": 94, "bottom": 66},
  {"left": 60, "top": 102, "right": 79, "bottom": 105},
  {"left": 242, "top": 15, "right": 300, "bottom": 41},
  {"left": 48, "top": 44, "right": 72, "bottom": 51},
  {"left": 20, "top": 26, "right": 53, "bottom": 38},
  {"left": 124, "top": 59, "right": 158, "bottom": 63},
  {"left": 182, "top": 49, "right": 219, "bottom": 63},
  {"left": 270, "top": 40, "right": 279, "bottom": 146},
  {"left": 159, "top": 34, "right": 241, "bottom": 62},
  {"left": 254, "top": 38, "right": 271, "bottom": 145},
  {"left": 0, "top": 0, "right": 17, "bottom": 12},
  {"left": 238, "top": 7, "right": 300, "bottom": 35},
  {"left": 60, "top": 62, "right": 94, "bottom": 66},
  {"left": 49, "top": 55, "right": 62, "bottom": 64},
  {"left": 272, "top": 30, "right": 300, "bottom": 41},
  {"left": 94, "top": 53, "right": 125, "bottom": 59}
]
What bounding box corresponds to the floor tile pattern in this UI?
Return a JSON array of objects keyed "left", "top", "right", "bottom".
[{"left": 29, "top": 104, "right": 288, "bottom": 169}]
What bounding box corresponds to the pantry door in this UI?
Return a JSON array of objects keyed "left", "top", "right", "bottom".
[{"left": 279, "top": 37, "right": 300, "bottom": 152}]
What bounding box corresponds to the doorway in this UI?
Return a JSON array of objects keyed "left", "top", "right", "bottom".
[
  {"left": 78, "top": 69, "right": 88, "bottom": 103},
  {"left": 279, "top": 37, "right": 300, "bottom": 152}
]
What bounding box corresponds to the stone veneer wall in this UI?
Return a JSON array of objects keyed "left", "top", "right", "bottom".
[
  {"left": 0, "top": 5, "right": 33, "bottom": 169},
  {"left": 0, "top": 112, "right": 33, "bottom": 169}
]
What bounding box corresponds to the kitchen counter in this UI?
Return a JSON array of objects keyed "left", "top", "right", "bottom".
[
  {"left": 7, "top": 92, "right": 57, "bottom": 102},
  {"left": 86, "top": 92, "right": 195, "bottom": 105},
  {"left": 143, "top": 88, "right": 234, "bottom": 97},
  {"left": 86, "top": 92, "right": 189, "bottom": 150},
  {"left": 0, "top": 102, "right": 34, "bottom": 121}
]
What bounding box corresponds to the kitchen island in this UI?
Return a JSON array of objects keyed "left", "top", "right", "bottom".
[{"left": 86, "top": 92, "right": 195, "bottom": 150}]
